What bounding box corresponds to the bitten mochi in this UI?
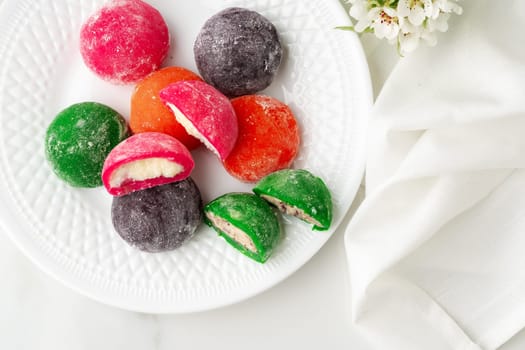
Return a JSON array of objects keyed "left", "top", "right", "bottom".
[
  {"left": 253, "top": 169, "right": 333, "bottom": 231},
  {"left": 102, "top": 132, "right": 194, "bottom": 196},
  {"left": 80, "top": 0, "right": 170, "bottom": 84},
  {"left": 224, "top": 95, "right": 300, "bottom": 182},
  {"left": 45, "top": 102, "right": 128, "bottom": 188},
  {"left": 130, "top": 66, "right": 203, "bottom": 150},
  {"left": 204, "top": 193, "right": 281, "bottom": 263},
  {"left": 194, "top": 7, "right": 282, "bottom": 97},
  {"left": 112, "top": 179, "right": 203, "bottom": 252}
]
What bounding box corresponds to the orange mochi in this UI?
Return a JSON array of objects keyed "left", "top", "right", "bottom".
[{"left": 130, "top": 66, "right": 203, "bottom": 150}]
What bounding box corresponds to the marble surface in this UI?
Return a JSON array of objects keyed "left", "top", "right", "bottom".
[{"left": 2, "top": 1, "right": 525, "bottom": 349}]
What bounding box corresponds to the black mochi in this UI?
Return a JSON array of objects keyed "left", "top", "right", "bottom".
[
  {"left": 193, "top": 7, "right": 282, "bottom": 98},
  {"left": 111, "top": 178, "right": 203, "bottom": 252}
]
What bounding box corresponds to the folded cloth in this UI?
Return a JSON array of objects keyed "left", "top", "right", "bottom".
[{"left": 344, "top": 1, "right": 525, "bottom": 349}]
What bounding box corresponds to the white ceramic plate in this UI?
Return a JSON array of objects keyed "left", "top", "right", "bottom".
[{"left": 0, "top": 0, "right": 371, "bottom": 313}]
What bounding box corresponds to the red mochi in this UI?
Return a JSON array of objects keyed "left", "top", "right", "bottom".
[
  {"left": 224, "top": 95, "right": 300, "bottom": 183},
  {"left": 102, "top": 132, "right": 194, "bottom": 196},
  {"left": 80, "top": 0, "right": 170, "bottom": 84}
]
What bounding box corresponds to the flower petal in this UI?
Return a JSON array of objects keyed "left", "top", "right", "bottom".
[
  {"left": 385, "top": 23, "right": 400, "bottom": 40},
  {"left": 423, "top": 0, "right": 434, "bottom": 17},
  {"left": 383, "top": 6, "right": 398, "bottom": 18},
  {"left": 354, "top": 18, "right": 371, "bottom": 32},
  {"left": 372, "top": 22, "right": 387, "bottom": 39},
  {"left": 367, "top": 7, "right": 381, "bottom": 21},
  {"left": 452, "top": 3, "right": 463, "bottom": 15},
  {"left": 399, "top": 32, "right": 421, "bottom": 53},
  {"left": 408, "top": 6, "right": 426, "bottom": 25},
  {"left": 397, "top": 0, "right": 410, "bottom": 17},
  {"left": 428, "top": 12, "right": 450, "bottom": 32},
  {"left": 349, "top": 2, "right": 368, "bottom": 20}
]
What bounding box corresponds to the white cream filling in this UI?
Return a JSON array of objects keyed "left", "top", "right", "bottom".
[
  {"left": 109, "top": 158, "right": 183, "bottom": 188},
  {"left": 166, "top": 102, "right": 220, "bottom": 158},
  {"left": 261, "top": 194, "right": 323, "bottom": 227},
  {"left": 207, "top": 213, "right": 257, "bottom": 253}
]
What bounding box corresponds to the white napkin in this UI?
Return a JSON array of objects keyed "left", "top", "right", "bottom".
[{"left": 344, "top": 1, "right": 525, "bottom": 349}]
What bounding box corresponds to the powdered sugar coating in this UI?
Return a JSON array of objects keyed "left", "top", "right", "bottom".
[
  {"left": 111, "top": 179, "right": 203, "bottom": 252},
  {"left": 160, "top": 80, "right": 238, "bottom": 160},
  {"left": 194, "top": 7, "right": 282, "bottom": 97},
  {"left": 80, "top": 0, "right": 170, "bottom": 84},
  {"left": 102, "top": 132, "right": 194, "bottom": 196}
]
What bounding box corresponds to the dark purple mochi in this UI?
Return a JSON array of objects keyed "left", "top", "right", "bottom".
[
  {"left": 193, "top": 7, "right": 282, "bottom": 98},
  {"left": 111, "top": 178, "right": 203, "bottom": 252}
]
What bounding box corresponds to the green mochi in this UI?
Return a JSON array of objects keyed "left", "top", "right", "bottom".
[
  {"left": 45, "top": 102, "right": 128, "bottom": 187},
  {"left": 204, "top": 193, "right": 281, "bottom": 263},
  {"left": 253, "top": 169, "right": 332, "bottom": 231}
]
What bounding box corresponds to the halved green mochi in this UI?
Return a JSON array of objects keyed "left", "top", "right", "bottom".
[
  {"left": 253, "top": 169, "right": 332, "bottom": 231},
  {"left": 204, "top": 193, "right": 281, "bottom": 263}
]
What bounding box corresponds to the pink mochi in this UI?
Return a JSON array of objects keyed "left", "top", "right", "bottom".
[
  {"left": 102, "top": 132, "right": 194, "bottom": 196},
  {"left": 160, "top": 80, "right": 238, "bottom": 160},
  {"left": 80, "top": 0, "right": 170, "bottom": 84}
]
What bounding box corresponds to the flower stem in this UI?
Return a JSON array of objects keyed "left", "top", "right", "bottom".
[
  {"left": 334, "top": 26, "right": 355, "bottom": 31},
  {"left": 334, "top": 26, "right": 374, "bottom": 34}
]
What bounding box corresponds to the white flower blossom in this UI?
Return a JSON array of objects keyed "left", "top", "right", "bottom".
[
  {"left": 398, "top": 21, "right": 422, "bottom": 54},
  {"left": 348, "top": 0, "right": 371, "bottom": 32},
  {"left": 397, "top": 0, "right": 433, "bottom": 26},
  {"left": 369, "top": 6, "right": 400, "bottom": 40},
  {"left": 433, "top": 0, "right": 463, "bottom": 16},
  {"left": 427, "top": 12, "right": 451, "bottom": 32},
  {"left": 343, "top": 0, "right": 462, "bottom": 55}
]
